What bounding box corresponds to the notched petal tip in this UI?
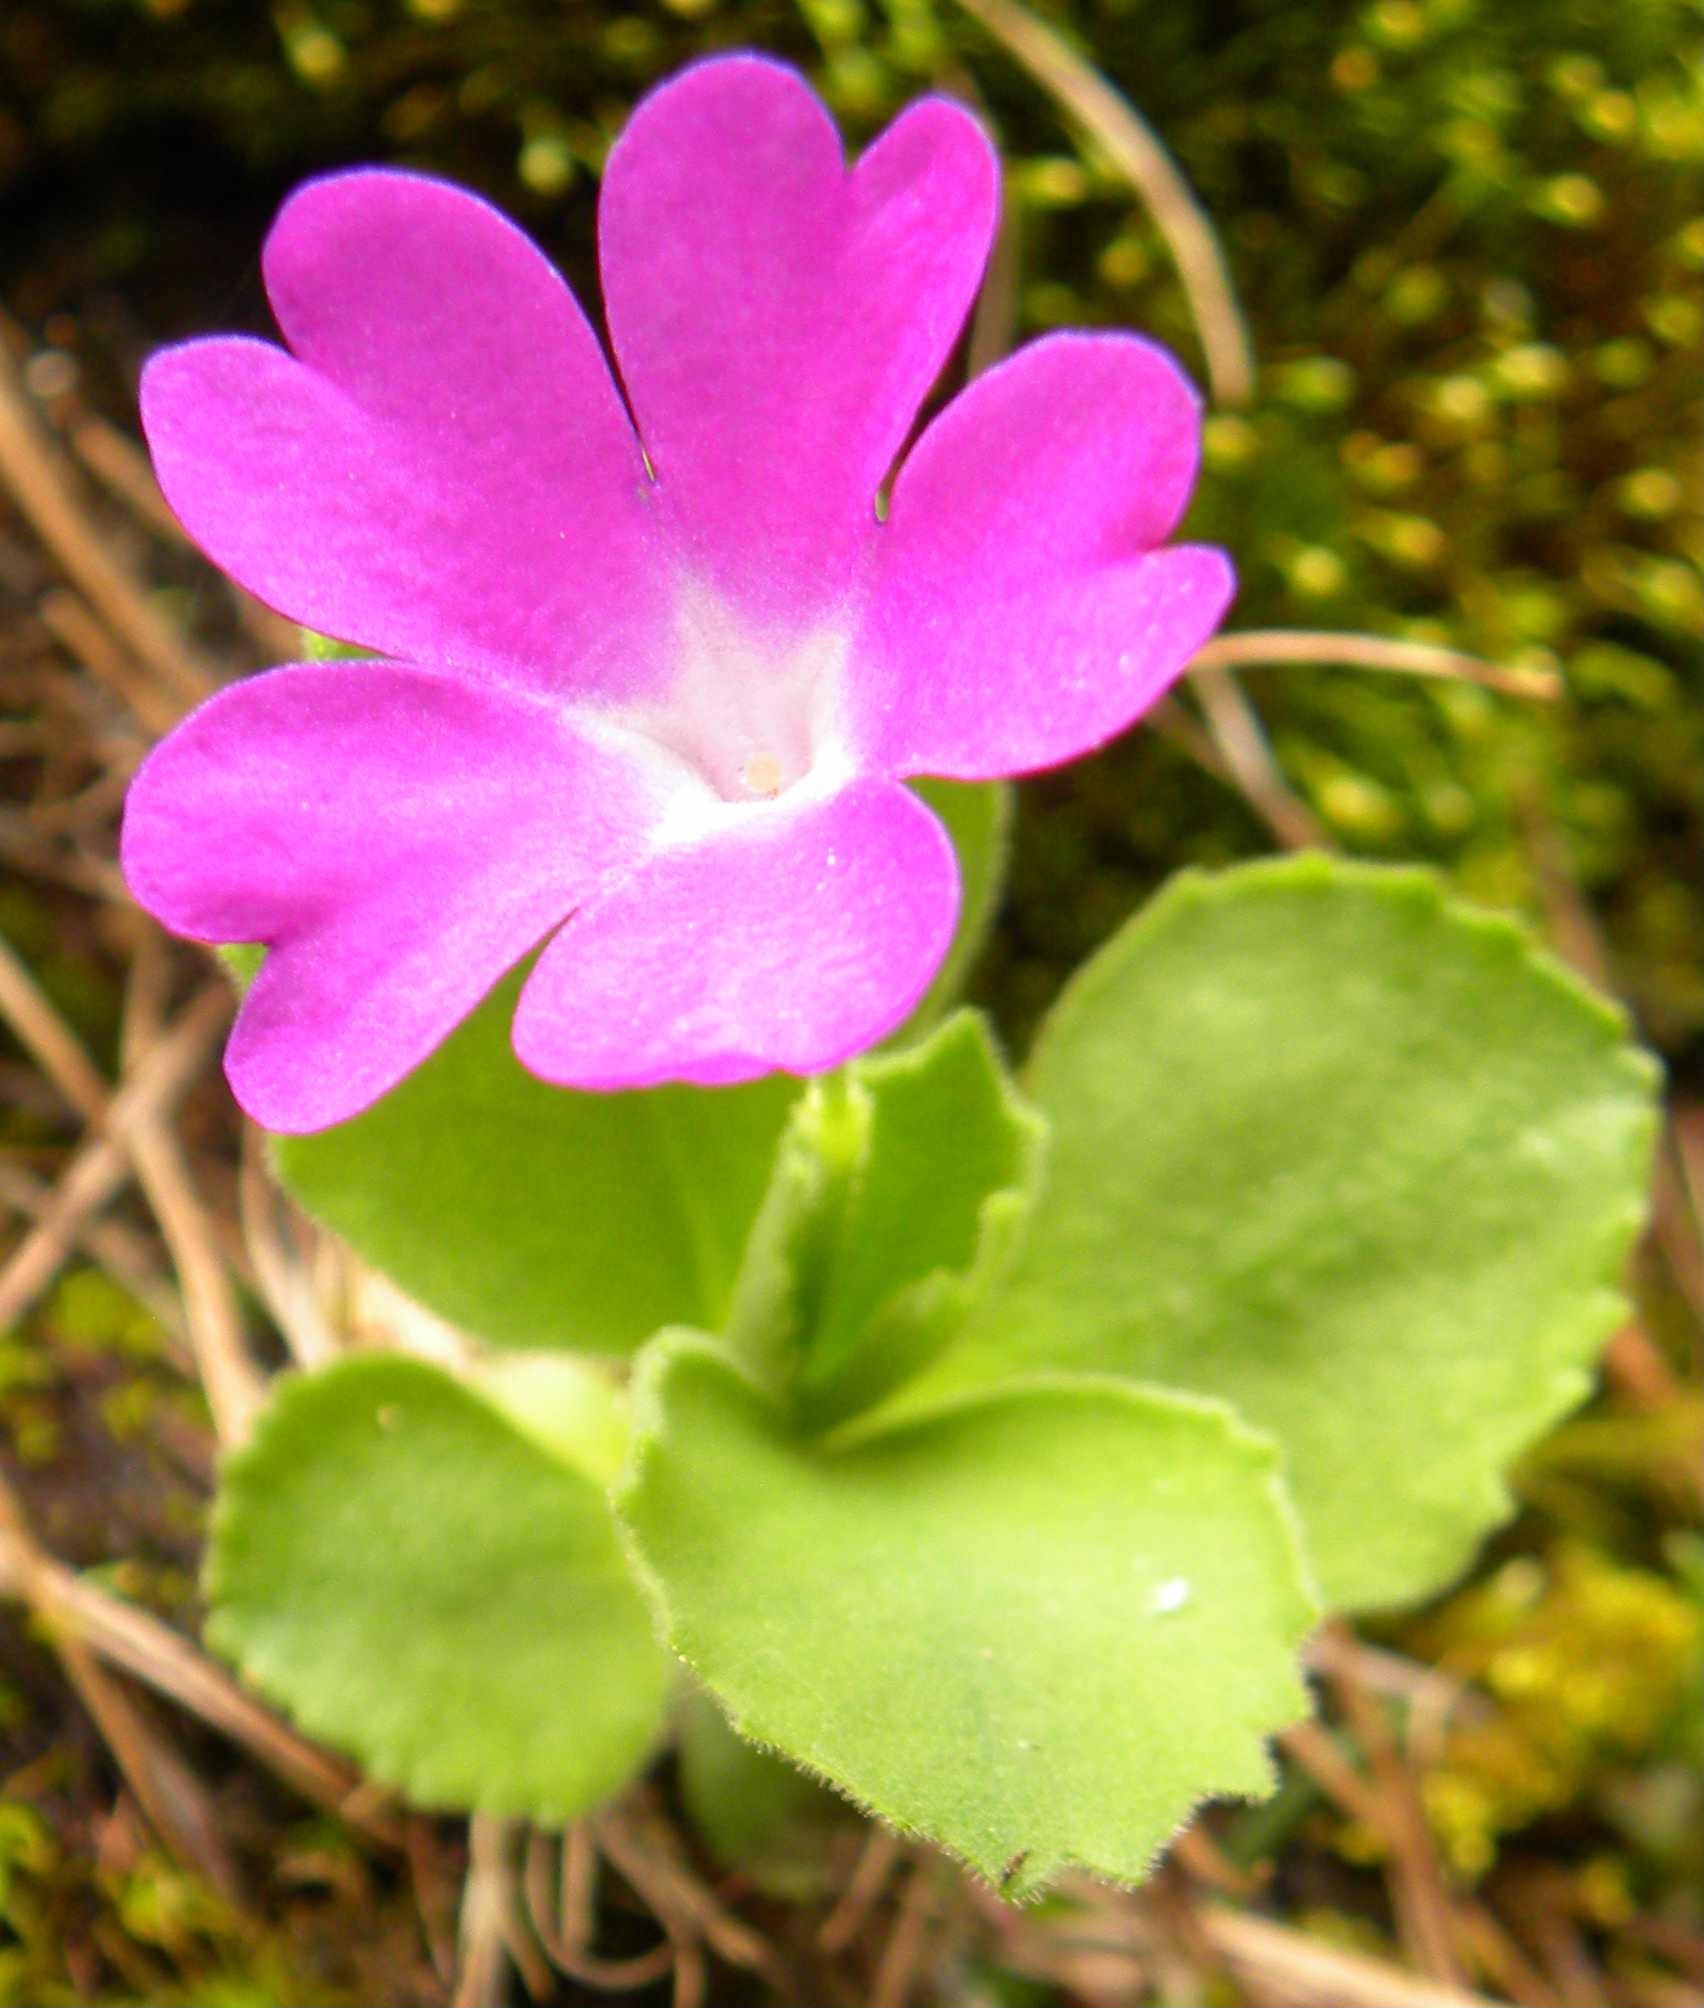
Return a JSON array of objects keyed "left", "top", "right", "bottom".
[
  {"left": 855, "top": 89, "right": 1001, "bottom": 243},
  {"left": 853, "top": 325, "right": 1230, "bottom": 779},
  {"left": 599, "top": 52, "right": 1001, "bottom": 629},
  {"left": 138, "top": 163, "right": 661, "bottom": 695}
]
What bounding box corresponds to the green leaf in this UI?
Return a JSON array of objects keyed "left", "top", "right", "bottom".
[
  {"left": 241, "top": 783, "right": 1004, "bottom": 1360},
  {"left": 898, "top": 779, "right": 1012, "bottom": 1037},
  {"left": 676, "top": 1689, "right": 847, "bottom": 1901},
  {"left": 273, "top": 970, "right": 797, "bottom": 1353},
  {"left": 619, "top": 1335, "right": 1316, "bottom": 1894},
  {"left": 207, "top": 1353, "right": 672, "bottom": 1819},
  {"left": 215, "top": 942, "right": 264, "bottom": 988},
  {"left": 935, "top": 858, "right": 1659, "bottom": 1612},
  {"left": 476, "top": 1350, "right": 630, "bottom": 1487},
  {"left": 298, "top": 627, "right": 379, "bottom": 661},
  {"left": 725, "top": 1013, "right": 1045, "bottom": 1428}
]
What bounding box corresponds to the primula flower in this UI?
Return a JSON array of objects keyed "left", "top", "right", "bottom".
[{"left": 122, "top": 54, "right": 1232, "bottom": 1132}]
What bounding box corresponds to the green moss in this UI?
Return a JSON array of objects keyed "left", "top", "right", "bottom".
[{"left": 1409, "top": 1545, "right": 1702, "bottom": 1877}]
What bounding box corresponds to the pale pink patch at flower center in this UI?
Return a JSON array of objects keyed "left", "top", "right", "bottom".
[{"left": 590, "top": 579, "right": 856, "bottom": 838}]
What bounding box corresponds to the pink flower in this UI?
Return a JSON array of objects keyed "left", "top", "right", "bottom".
[{"left": 122, "top": 54, "right": 1232, "bottom": 1132}]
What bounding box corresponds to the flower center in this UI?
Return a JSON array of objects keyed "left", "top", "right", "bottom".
[
  {"left": 598, "top": 585, "right": 851, "bottom": 824},
  {"left": 741, "top": 750, "right": 785, "bottom": 799}
]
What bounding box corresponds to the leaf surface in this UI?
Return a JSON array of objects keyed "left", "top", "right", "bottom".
[
  {"left": 899, "top": 778, "right": 1011, "bottom": 1035},
  {"left": 619, "top": 1335, "right": 1315, "bottom": 1892},
  {"left": 208, "top": 1353, "right": 672, "bottom": 1818},
  {"left": 726, "top": 1012, "right": 1044, "bottom": 1427},
  {"left": 936, "top": 858, "right": 1658, "bottom": 1608},
  {"left": 274, "top": 971, "right": 795, "bottom": 1352}
]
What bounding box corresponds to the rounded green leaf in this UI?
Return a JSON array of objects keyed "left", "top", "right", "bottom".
[
  {"left": 676, "top": 1689, "right": 847, "bottom": 1900},
  {"left": 619, "top": 1336, "right": 1316, "bottom": 1894},
  {"left": 272, "top": 971, "right": 796, "bottom": 1353},
  {"left": 942, "top": 858, "right": 1659, "bottom": 1611},
  {"left": 208, "top": 1354, "right": 672, "bottom": 1820}
]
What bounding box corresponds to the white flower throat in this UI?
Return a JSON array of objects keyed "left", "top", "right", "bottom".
[{"left": 589, "top": 585, "right": 854, "bottom": 843}]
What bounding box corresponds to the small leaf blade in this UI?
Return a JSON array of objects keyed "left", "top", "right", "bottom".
[
  {"left": 619, "top": 1335, "right": 1316, "bottom": 1893},
  {"left": 208, "top": 1353, "right": 672, "bottom": 1820},
  {"left": 938, "top": 857, "right": 1659, "bottom": 1610},
  {"left": 724, "top": 1012, "right": 1045, "bottom": 1428},
  {"left": 273, "top": 969, "right": 796, "bottom": 1353}
]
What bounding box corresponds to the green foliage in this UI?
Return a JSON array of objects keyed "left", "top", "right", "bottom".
[
  {"left": 270, "top": 779, "right": 1008, "bottom": 1359},
  {"left": 1408, "top": 1545, "right": 1703, "bottom": 1877},
  {"left": 207, "top": 1353, "right": 672, "bottom": 1820},
  {"left": 676, "top": 1688, "right": 849, "bottom": 1900},
  {"left": 7, "top": 0, "right": 1693, "bottom": 1957},
  {"left": 202, "top": 857, "right": 1661, "bottom": 1888},
  {"left": 930, "top": 858, "right": 1659, "bottom": 1610},
  {"left": 726, "top": 1010, "right": 1044, "bottom": 1426},
  {"left": 899, "top": 779, "right": 1013, "bottom": 1039},
  {"left": 273, "top": 970, "right": 797, "bottom": 1354},
  {"left": 619, "top": 1334, "right": 1317, "bottom": 1893}
]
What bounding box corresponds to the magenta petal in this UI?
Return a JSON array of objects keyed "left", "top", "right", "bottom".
[
  {"left": 512, "top": 782, "right": 959, "bottom": 1092},
  {"left": 141, "top": 172, "right": 666, "bottom": 699},
  {"left": 121, "top": 663, "right": 661, "bottom": 1131},
  {"left": 599, "top": 56, "right": 997, "bottom": 630},
  {"left": 855, "top": 332, "right": 1235, "bottom": 778}
]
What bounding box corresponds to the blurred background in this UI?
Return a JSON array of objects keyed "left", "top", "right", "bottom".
[{"left": 0, "top": 2, "right": 1698, "bottom": 2003}]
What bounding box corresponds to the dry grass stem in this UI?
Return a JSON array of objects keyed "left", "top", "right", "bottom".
[
  {"left": 1516, "top": 783, "right": 1615, "bottom": 991},
  {"left": 1146, "top": 690, "right": 1238, "bottom": 781},
  {"left": 0, "top": 1159, "right": 187, "bottom": 1347},
  {"left": 870, "top": 1856, "right": 942, "bottom": 2008},
  {"left": 0, "top": 342, "right": 216, "bottom": 712},
  {"left": 0, "top": 981, "right": 230, "bottom": 1331},
  {"left": 1201, "top": 1904, "right": 1504, "bottom": 2008},
  {"left": 0, "top": 801, "right": 129, "bottom": 899},
  {"left": 124, "top": 1098, "right": 263, "bottom": 1444},
  {"left": 36, "top": 585, "right": 186, "bottom": 737},
  {"left": 405, "top": 1819, "right": 463, "bottom": 1988},
  {"left": 1170, "top": 1817, "right": 1265, "bottom": 1896},
  {"left": 1321, "top": 1619, "right": 1466, "bottom": 1988},
  {"left": 819, "top": 1821, "right": 904, "bottom": 1953},
  {"left": 52, "top": 1625, "right": 242, "bottom": 1899},
  {"left": 238, "top": 1121, "right": 342, "bottom": 1370},
  {"left": 452, "top": 1814, "right": 515, "bottom": 2008},
  {"left": 1190, "top": 662, "right": 1330, "bottom": 849},
  {"left": 1653, "top": 1111, "right": 1703, "bottom": 1317},
  {"left": 0, "top": 1469, "right": 399, "bottom": 1842},
  {"left": 1501, "top": 1870, "right": 1613, "bottom": 2008},
  {"left": 1138, "top": 1866, "right": 1228, "bottom": 2005},
  {"left": 120, "top": 950, "right": 264, "bottom": 1446},
  {"left": 1454, "top": 1899, "right": 1565, "bottom": 2007},
  {"left": 1276, "top": 1717, "right": 1386, "bottom": 1828},
  {"left": 950, "top": 0, "right": 1254, "bottom": 406},
  {"left": 520, "top": 1825, "right": 676, "bottom": 1992},
  {"left": 596, "top": 1799, "right": 790, "bottom": 1992},
  {"left": 0, "top": 925, "right": 111, "bottom": 1120},
  {"left": 558, "top": 1820, "right": 599, "bottom": 1955},
  {"left": 66, "top": 410, "right": 188, "bottom": 541},
  {"left": 1194, "top": 629, "right": 1561, "bottom": 701},
  {"left": 1305, "top": 1630, "right": 1484, "bottom": 1770}
]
